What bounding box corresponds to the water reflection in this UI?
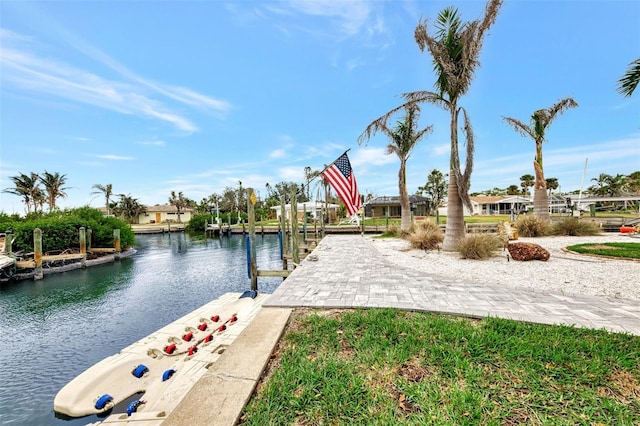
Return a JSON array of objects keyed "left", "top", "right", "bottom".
[{"left": 0, "top": 233, "right": 283, "bottom": 425}]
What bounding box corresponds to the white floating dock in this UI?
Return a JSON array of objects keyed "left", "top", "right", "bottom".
[{"left": 54, "top": 292, "right": 269, "bottom": 424}]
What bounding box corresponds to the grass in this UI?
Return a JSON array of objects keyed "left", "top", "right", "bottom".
[
  {"left": 566, "top": 242, "right": 640, "bottom": 260},
  {"left": 240, "top": 309, "right": 640, "bottom": 426}
]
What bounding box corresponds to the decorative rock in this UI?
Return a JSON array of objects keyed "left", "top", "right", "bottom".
[{"left": 507, "top": 242, "right": 550, "bottom": 261}]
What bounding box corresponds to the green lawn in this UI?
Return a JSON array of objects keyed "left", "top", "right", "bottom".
[
  {"left": 240, "top": 309, "right": 640, "bottom": 425},
  {"left": 567, "top": 242, "right": 640, "bottom": 260}
]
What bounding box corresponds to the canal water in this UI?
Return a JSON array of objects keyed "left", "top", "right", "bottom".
[{"left": 0, "top": 232, "right": 284, "bottom": 425}]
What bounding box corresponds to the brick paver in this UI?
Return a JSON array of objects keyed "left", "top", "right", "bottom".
[{"left": 263, "top": 235, "right": 640, "bottom": 335}]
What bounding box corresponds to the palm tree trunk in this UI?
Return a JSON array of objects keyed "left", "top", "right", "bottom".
[
  {"left": 443, "top": 171, "right": 465, "bottom": 251},
  {"left": 399, "top": 159, "right": 411, "bottom": 231},
  {"left": 533, "top": 188, "right": 550, "bottom": 221}
]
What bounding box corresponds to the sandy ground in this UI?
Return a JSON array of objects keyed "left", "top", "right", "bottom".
[{"left": 369, "top": 233, "right": 640, "bottom": 300}]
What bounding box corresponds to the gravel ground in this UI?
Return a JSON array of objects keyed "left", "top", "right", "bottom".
[{"left": 369, "top": 233, "right": 640, "bottom": 300}]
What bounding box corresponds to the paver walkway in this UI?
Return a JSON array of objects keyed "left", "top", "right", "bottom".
[{"left": 264, "top": 235, "right": 640, "bottom": 335}]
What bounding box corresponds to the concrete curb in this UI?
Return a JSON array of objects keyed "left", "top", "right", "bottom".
[{"left": 163, "top": 307, "right": 292, "bottom": 426}]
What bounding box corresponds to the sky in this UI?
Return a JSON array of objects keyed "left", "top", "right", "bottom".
[{"left": 1, "top": 0, "right": 639, "bottom": 215}]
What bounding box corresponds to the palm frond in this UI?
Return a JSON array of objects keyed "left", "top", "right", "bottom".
[
  {"left": 357, "top": 102, "right": 410, "bottom": 145},
  {"left": 617, "top": 57, "right": 640, "bottom": 97},
  {"left": 502, "top": 117, "right": 535, "bottom": 139}
]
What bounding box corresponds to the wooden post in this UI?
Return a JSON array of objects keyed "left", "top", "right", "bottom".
[
  {"left": 114, "top": 229, "right": 121, "bottom": 260},
  {"left": 247, "top": 188, "right": 258, "bottom": 291},
  {"left": 87, "top": 228, "right": 92, "bottom": 252},
  {"left": 4, "top": 231, "right": 12, "bottom": 255},
  {"left": 79, "top": 227, "right": 87, "bottom": 268},
  {"left": 302, "top": 203, "right": 307, "bottom": 243},
  {"left": 290, "top": 189, "right": 299, "bottom": 265},
  {"left": 34, "top": 228, "right": 43, "bottom": 280},
  {"left": 280, "top": 197, "right": 288, "bottom": 270}
]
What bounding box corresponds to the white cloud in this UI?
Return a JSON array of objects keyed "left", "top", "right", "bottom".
[
  {"left": 278, "top": 166, "right": 304, "bottom": 180},
  {"left": 93, "top": 154, "right": 134, "bottom": 160},
  {"left": 138, "top": 140, "right": 166, "bottom": 147},
  {"left": 353, "top": 147, "right": 397, "bottom": 167},
  {"left": 0, "top": 28, "right": 232, "bottom": 133},
  {"left": 432, "top": 143, "right": 450, "bottom": 156},
  {"left": 270, "top": 149, "right": 287, "bottom": 159}
]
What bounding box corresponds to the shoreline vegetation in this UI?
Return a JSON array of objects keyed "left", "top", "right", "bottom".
[{"left": 1, "top": 210, "right": 638, "bottom": 283}]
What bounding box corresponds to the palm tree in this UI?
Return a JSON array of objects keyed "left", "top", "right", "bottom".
[
  {"left": 617, "top": 57, "right": 640, "bottom": 97},
  {"left": 3, "top": 172, "right": 41, "bottom": 214},
  {"left": 588, "top": 173, "right": 611, "bottom": 197},
  {"left": 39, "top": 171, "right": 68, "bottom": 211},
  {"left": 503, "top": 97, "right": 578, "bottom": 220},
  {"left": 624, "top": 171, "right": 640, "bottom": 195},
  {"left": 507, "top": 184, "right": 520, "bottom": 195},
  {"left": 368, "top": 1, "right": 501, "bottom": 249},
  {"left": 520, "top": 174, "right": 535, "bottom": 196},
  {"left": 91, "top": 183, "right": 114, "bottom": 216},
  {"left": 112, "top": 194, "right": 146, "bottom": 224},
  {"left": 359, "top": 104, "right": 433, "bottom": 231},
  {"left": 169, "top": 191, "right": 188, "bottom": 223},
  {"left": 545, "top": 177, "right": 559, "bottom": 196}
]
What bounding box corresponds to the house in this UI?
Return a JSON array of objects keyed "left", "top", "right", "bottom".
[
  {"left": 438, "top": 195, "right": 532, "bottom": 217},
  {"left": 364, "top": 195, "right": 430, "bottom": 218},
  {"left": 138, "top": 205, "right": 193, "bottom": 224},
  {"left": 270, "top": 201, "right": 340, "bottom": 222}
]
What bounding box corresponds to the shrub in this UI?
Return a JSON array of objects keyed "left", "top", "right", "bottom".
[
  {"left": 515, "top": 215, "right": 550, "bottom": 237},
  {"left": 379, "top": 224, "right": 401, "bottom": 238},
  {"left": 1, "top": 208, "right": 134, "bottom": 253},
  {"left": 456, "top": 233, "right": 503, "bottom": 260},
  {"left": 186, "top": 214, "right": 209, "bottom": 232},
  {"left": 405, "top": 220, "right": 444, "bottom": 250},
  {"left": 549, "top": 218, "right": 602, "bottom": 236}
]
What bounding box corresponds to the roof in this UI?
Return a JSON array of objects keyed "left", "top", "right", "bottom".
[
  {"left": 470, "top": 195, "right": 531, "bottom": 204},
  {"left": 270, "top": 202, "right": 339, "bottom": 211},
  {"left": 98, "top": 205, "right": 192, "bottom": 213},
  {"left": 366, "top": 195, "right": 429, "bottom": 205},
  {"left": 146, "top": 204, "right": 193, "bottom": 212}
]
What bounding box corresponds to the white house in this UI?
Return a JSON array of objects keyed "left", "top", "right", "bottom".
[
  {"left": 138, "top": 205, "right": 193, "bottom": 224},
  {"left": 438, "top": 195, "right": 532, "bottom": 217},
  {"left": 270, "top": 201, "right": 339, "bottom": 222}
]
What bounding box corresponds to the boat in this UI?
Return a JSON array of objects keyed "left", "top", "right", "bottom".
[{"left": 54, "top": 291, "right": 268, "bottom": 423}]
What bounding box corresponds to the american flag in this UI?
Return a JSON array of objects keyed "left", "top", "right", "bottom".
[{"left": 322, "top": 152, "right": 361, "bottom": 216}]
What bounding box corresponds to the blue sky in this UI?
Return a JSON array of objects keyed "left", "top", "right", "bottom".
[{"left": 1, "top": 0, "right": 639, "bottom": 214}]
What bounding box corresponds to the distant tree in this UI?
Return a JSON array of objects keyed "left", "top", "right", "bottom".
[
  {"left": 520, "top": 174, "right": 535, "bottom": 196},
  {"left": 588, "top": 173, "right": 611, "bottom": 197},
  {"left": 418, "top": 169, "right": 448, "bottom": 215},
  {"left": 168, "top": 191, "right": 188, "bottom": 223},
  {"left": 303, "top": 167, "right": 322, "bottom": 201},
  {"left": 545, "top": 177, "right": 559, "bottom": 195},
  {"left": 617, "top": 57, "right": 640, "bottom": 97},
  {"left": 3, "top": 172, "right": 41, "bottom": 214},
  {"left": 624, "top": 171, "right": 640, "bottom": 194},
  {"left": 503, "top": 97, "right": 578, "bottom": 220},
  {"left": 507, "top": 184, "right": 520, "bottom": 195},
  {"left": 91, "top": 183, "right": 114, "bottom": 216},
  {"left": 359, "top": 104, "right": 433, "bottom": 230},
  {"left": 271, "top": 181, "right": 306, "bottom": 204},
  {"left": 39, "top": 171, "right": 68, "bottom": 211},
  {"left": 219, "top": 187, "right": 237, "bottom": 213},
  {"left": 605, "top": 174, "right": 626, "bottom": 197},
  {"left": 112, "top": 194, "right": 146, "bottom": 224}
]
